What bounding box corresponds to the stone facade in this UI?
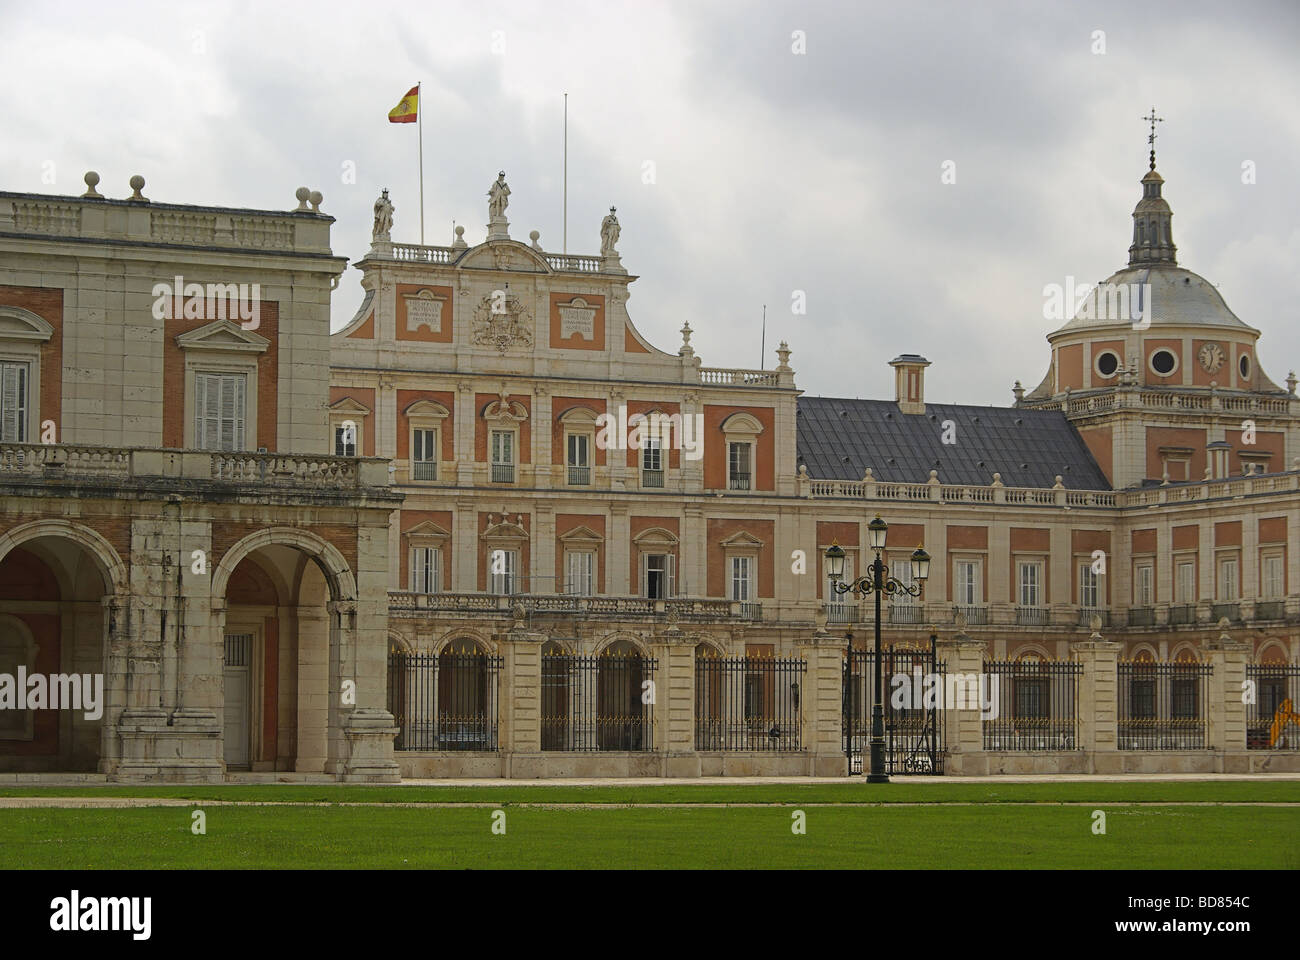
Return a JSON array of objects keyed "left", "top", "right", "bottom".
[{"left": 0, "top": 161, "right": 1296, "bottom": 781}]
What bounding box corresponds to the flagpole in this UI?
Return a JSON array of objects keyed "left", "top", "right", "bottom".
[
  {"left": 563, "top": 92, "right": 568, "bottom": 255},
  {"left": 418, "top": 81, "right": 425, "bottom": 245}
]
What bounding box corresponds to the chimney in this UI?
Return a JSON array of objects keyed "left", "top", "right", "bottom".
[
  {"left": 1207, "top": 440, "right": 1231, "bottom": 480},
  {"left": 889, "top": 354, "right": 930, "bottom": 415}
]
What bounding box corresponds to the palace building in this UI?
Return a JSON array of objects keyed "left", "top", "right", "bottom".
[{"left": 0, "top": 148, "right": 1297, "bottom": 782}]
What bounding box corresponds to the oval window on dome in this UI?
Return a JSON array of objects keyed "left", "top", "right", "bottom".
[
  {"left": 1150, "top": 349, "right": 1178, "bottom": 376},
  {"left": 1095, "top": 351, "right": 1120, "bottom": 378},
  {"left": 1239, "top": 354, "right": 1251, "bottom": 381}
]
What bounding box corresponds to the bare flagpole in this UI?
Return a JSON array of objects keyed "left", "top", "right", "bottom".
[
  {"left": 418, "top": 81, "right": 425, "bottom": 245},
  {"left": 563, "top": 92, "right": 568, "bottom": 254},
  {"left": 761, "top": 304, "right": 766, "bottom": 368}
]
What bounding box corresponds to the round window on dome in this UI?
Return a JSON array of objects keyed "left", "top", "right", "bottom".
[
  {"left": 1239, "top": 354, "right": 1251, "bottom": 380},
  {"left": 1149, "top": 349, "right": 1178, "bottom": 377},
  {"left": 1095, "top": 351, "right": 1120, "bottom": 378}
]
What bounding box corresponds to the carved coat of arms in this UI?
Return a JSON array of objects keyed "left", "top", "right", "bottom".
[{"left": 472, "top": 289, "right": 534, "bottom": 354}]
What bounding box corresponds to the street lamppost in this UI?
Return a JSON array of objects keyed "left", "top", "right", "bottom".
[{"left": 826, "top": 516, "right": 930, "bottom": 783}]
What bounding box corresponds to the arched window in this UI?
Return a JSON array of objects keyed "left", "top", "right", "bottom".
[{"left": 598, "top": 640, "right": 649, "bottom": 750}]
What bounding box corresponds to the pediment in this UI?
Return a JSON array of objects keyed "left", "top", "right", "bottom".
[
  {"left": 482, "top": 521, "right": 528, "bottom": 541},
  {"left": 175, "top": 318, "right": 269, "bottom": 353},
  {"left": 557, "top": 404, "right": 602, "bottom": 425},
  {"left": 404, "top": 399, "right": 450, "bottom": 420},
  {"left": 459, "top": 240, "right": 551, "bottom": 273},
  {"left": 558, "top": 525, "right": 604, "bottom": 543},
  {"left": 720, "top": 412, "right": 764, "bottom": 435},
  {"left": 0, "top": 307, "right": 55, "bottom": 343},
  {"left": 329, "top": 396, "right": 372, "bottom": 416},
  {"left": 632, "top": 526, "right": 678, "bottom": 546},
  {"left": 721, "top": 530, "right": 764, "bottom": 549},
  {"left": 404, "top": 520, "right": 451, "bottom": 541}
]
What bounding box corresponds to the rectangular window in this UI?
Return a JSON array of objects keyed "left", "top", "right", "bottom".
[
  {"left": 730, "top": 556, "right": 753, "bottom": 602},
  {"left": 488, "top": 549, "right": 518, "bottom": 595},
  {"left": 1134, "top": 562, "right": 1154, "bottom": 607},
  {"left": 0, "top": 361, "right": 29, "bottom": 442},
  {"left": 641, "top": 437, "right": 664, "bottom": 488},
  {"left": 955, "top": 560, "right": 980, "bottom": 605},
  {"left": 1262, "top": 554, "right": 1284, "bottom": 599},
  {"left": 642, "top": 553, "right": 674, "bottom": 599},
  {"left": 889, "top": 558, "right": 916, "bottom": 605},
  {"left": 410, "top": 547, "right": 441, "bottom": 594},
  {"left": 412, "top": 428, "right": 437, "bottom": 480},
  {"left": 728, "top": 442, "right": 751, "bottom": 491},
  {"left": 1175, "top": 560, "right": 1196, "bottom": 604},
  {"left": 565, "top": 550, "right": 595, "bottom": 596},
  {"left": 566, "top": 433, "right": 591, "bottom": 485},
  {"left": 490, "top": 430, "right": 514, "bottom": 483},
  {"left": 334, "top": 423, "right": 356, "bottom": 457},
  {"left": 1079, "top": 563, "right": 1099, "bottom": 608},
  {"left": 195, "top": 373, "right": 246, "bottom": 451},
  {"left": 1218, "top": 557, "right": 1238, "bottom": 601},
  {"left": 1018, "top": 561, "right": 1042, "bottom": 608}
]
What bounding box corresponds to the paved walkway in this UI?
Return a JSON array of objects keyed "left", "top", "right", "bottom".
[{"left": 1, "top": 772, "right": 1298, "bottom": 787}]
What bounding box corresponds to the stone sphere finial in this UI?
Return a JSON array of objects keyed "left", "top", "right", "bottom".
[
  {"left": 82, "top": 171, "right": 103, "bottom": 198},
  {"left": 127, "top": 175, "right": 148, "bottom": 201},
  {"left": 529, "top": 229, "right": 542, "bottom": 251},
  {"left": 309, "top": 190, "right": 323, "bottom": 212},
  {"left": 294, "top": 186, "right": 311, "bottom": 211}
]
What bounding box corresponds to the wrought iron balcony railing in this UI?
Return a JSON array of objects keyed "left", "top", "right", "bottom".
[
  {"left": 567, "top": 465, "right": 591, "bottom": 485},
  {"left": 490, "top": 462, "right": 515, "bottom": 483},
  {"left": 642, "top": 468, "right": 664, "bottom": 488},
  {"left": 411, "top": 460, "right": 437, "bottom": 481}
]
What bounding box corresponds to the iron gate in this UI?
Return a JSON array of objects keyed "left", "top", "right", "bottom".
[{"left": 844, "top": 644, "right": 946, "bottom": 775}]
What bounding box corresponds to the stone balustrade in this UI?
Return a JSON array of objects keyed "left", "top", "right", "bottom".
[
  {"left": 388, "top": 591, "right": 740, "bottom": 619},
  {"left": 698, "top": 367, "right": 780, "bottom": 387},
  {"left": 0, "top": 443, "right": 393, "bottom": 490},
  {"left": 804, "top": 467, "right": 1296, "bottom": 506}
]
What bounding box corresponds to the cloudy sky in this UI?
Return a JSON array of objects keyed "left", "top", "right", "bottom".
[{"left": 3, "top": 0, "right": 1297, "bottom": 405}]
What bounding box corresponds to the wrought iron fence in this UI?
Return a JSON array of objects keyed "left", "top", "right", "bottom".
[
  {"left": 1246, "top": 663, "right": 1300, "bottom": 750},
  {"left": 567, "top": 465, "right": 591, "bottom": 485},
  {"left": 1117, "top": 660, "right": 1212, "bottom": 750},
  {"left": 844, "top": 646, "right": 946, "bottom": 774},
  {"left": 387, "top": 651, "right": 503, "bottom": 751},
  {"left": 695, "top": 655, "right": 806, "bottom": 751},
  {"left": 889, "top": 604, "right": 922, "bottom": 624},
  {"left": 411, "top": 460, "right": 437, "bottom": 481},
  {"left": 983, "top": 660, "right": 1081, "bottom": 750},
  {"left": 541, "top": 652, "right": 658, "bottom": 751}
]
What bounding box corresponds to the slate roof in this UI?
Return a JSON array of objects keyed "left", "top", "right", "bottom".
[{"left": 796, "top": 398, "right": 1111, "bottom": 490}]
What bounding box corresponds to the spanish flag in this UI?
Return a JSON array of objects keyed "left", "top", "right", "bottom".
[{"left": 388, "top": 86, "right": 418, "bottom": 123}]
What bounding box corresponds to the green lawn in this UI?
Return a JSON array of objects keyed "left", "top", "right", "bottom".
[{"left": 1, "top": 803, "right": 1295, "bottom": 869}]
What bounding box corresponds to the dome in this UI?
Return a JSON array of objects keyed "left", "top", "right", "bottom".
[{"left": 1053, "top": 264, "right": 1255, "bottom": 334}]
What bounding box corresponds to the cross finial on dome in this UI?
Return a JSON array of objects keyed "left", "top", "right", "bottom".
[{"left": 1143, "top": 107, "right": 1163, "bottom": 171}]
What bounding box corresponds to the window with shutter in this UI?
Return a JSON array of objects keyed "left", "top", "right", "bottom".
[
  {"left": 730, "top": 556, "right": 752, "bottom": 601},
  {"left": 1175, "top": 561, "right": 1196, "bottom": 604},
  {"left": 195, "top": 373, "right": 247, "bottom": 451},
  {"left": 566, "top": 551, "right": 594, "bottom": 596},
  {"left": 0, "top": 362, "right": 28, "bottom": 442},
  {"left": 1079, "top": 563, "right": 1099, "bottom": 608},
  {"left": 410, "top": 547, "right": 441, "bottom": 593},
  {"left": 412, "top": 428, "right": 437, "bottom": 480},
  {"left": 1218, "top": 557, "right": 1238, "bottom": 601}
]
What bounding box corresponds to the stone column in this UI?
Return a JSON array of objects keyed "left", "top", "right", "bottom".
[
  {"left": 1202, "top": 619, "right": 1250, "bottom": 766},
  {"left": 935, "top": 626, "right": 985, "bottom": 775},
  {"left": 328, "top": 599, "right": 400, "bottom": 783},
  {"left": 652, "top": 625, "right": 698, "bottom": 776},
  {"left": 456, "top": 380, "right": 476, "bottom": 485},
  {"left": 533, "top": 386, "right": 552, "bottom": 489},
  {"left": 793, "top": 630, "right": 847, "bottom": 777},
  {"left": 1071, "top": 620, "right": 1123, "bottom": 773},
  {"left": 503, "top": 626, "right": 544, "bottom": 776}
]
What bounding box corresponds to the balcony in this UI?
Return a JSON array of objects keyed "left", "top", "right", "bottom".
[
  {"left": 1211, "top": 602, "right": 1240, "bottom": 623},
  {"left": 1167, "top": 604, "right": 1196, "bottom": 625},
  {"left": 491, "top": 463, "right": 515, "bottom": 483},
  {"left": 411, "top": 460, "right": 437, "bottom": 481},
  {"left": 728, "top": 473, "right": 751, "bottom": 491},
  {"left": 824, "top": 602, "right": 860, "bottom": 624},
  {"left": 1127, "top": 607, "right": 1155, "bottom": 627},
  {"left": 1015, "top": 607, "right": 1049, "bottom": 626},
  {"left": 889, "top": 604, "right": 922, "bottom": 624},
  {"left": 1254, "top": 600, "right": 1286, "bottom": 621},
  {"left": 388, "top": 592, "right": 745, "bottom": 622},
  {"left": 1078, "top": 607, "right": 1110, "bottom": 627},
  {"left": 642, "top": 468, "right": 664, "bottom": 488},
  {"left": 567, "top": 465, "right": 591, "bottom": 485},
  {"left": 952, "top": 605, "right": 988, "bottom": 625}
]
